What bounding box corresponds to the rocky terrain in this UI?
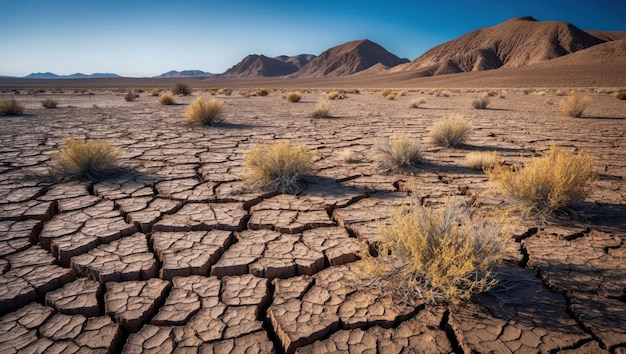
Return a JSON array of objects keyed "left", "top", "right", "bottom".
[{"left": 0, "top": 88, "right": 625, "bottom": 353}]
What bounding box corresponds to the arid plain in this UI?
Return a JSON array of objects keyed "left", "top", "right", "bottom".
[{"left": 1, "top": 84, "right": 625, "bottom": 353}]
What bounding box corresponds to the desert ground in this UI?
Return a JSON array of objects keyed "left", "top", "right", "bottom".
[{"left": 1, "top": 85, "right": 625, "bottom": 353}]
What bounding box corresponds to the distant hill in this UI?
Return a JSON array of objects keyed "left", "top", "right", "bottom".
[
  {"left": 274, "top": 54, "right": 317, "bottom": 69},
  {"left": 220, "top": 54, "right": 303, "bottom": 78},
  {"left": 293, "top": 39, "right": 409, "bottom": 77},
  {"left": 392, "top": 16, "right": 606, "bottom": 76},
  {"left": 24, "top": 72, "right": 121, "bottom": 79},
  {"left": 155, "top": 70, "right": 214, "bottom": 78}
]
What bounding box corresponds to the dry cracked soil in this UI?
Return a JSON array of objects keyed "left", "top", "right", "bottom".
[{"left": 1, "top": 87, "right": 625, "bottom": 353}]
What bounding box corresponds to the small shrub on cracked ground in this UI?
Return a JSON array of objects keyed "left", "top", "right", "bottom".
[
  {"left": 377, "top": 137, "right": 424, "bottom": 172},
  {"left": 359, "top": 202, "right": 509, "bottom": 305},
  {"left": 327, "top": 91, "right": 342, "bottom": 100},
  {"left": 559, "top": 90, "right": 590, "bottom": 117},
  {"left": 466, "top": 151, "right": 500, "bottom": 170},
  {"left": 285, "top": 91, "right": 302, "bottom": 102},
  {"left": 243, "top": 140, "right": 315, "bottom": 194},
  {"left": 487, "top": 144, "right": 596, "bottom": 220},
  {"left": 409, "top": 98, "right": 425, "bottom": 108},
  {"left": 186, "top": 97, "right": 225, "bottom": 125},
  {"left": 171, "top": 83, "right": 191, "bottom": 96},
  {"left": 0, "top": 99, "right": 25, "bottom": 115},
  {"left": 124, "top": 91, "right": 139, "bottom": 102},
  {"left": 158, "top": 93, "right": 176, "bottom": 105},
  {"left": 53, "top": 137, "right": 121, "bottom": 180},
  {"left": 41, "top": 99, "right": 58, "bottom": 109},
  {"left": 471, "top": 97, "right": 490, "bottom": 109},
  {"left": 614, "top": 89, "right": 626, "bottom": 100},
  {"left": 150, "top": 88, "right": 162, "bottom": 96},
  {"left": 429, "top": 116, "right": 472, "bottom": 148},
  {"left": 312, "top": 99, "right": 330, "bottom": 118},
  {"left": 251, "top": 89, "right": 269, "bottom": 97}
]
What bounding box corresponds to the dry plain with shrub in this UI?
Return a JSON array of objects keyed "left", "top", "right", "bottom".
[{"left": 0, "top": 86, "right": 625, "bottom": 353}]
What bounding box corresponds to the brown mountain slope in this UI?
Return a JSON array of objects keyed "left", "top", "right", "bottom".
[
  {"left": 274, "top": 54, "right": 317, "bottom": 69},
  {"left": 293, "top": 39, "right": 409, "bottom": 77},
  {"left": 585, "top": 30, "right": 626, "bottom": 42},
  {"left": 393, "top": 16, "right": 605, "bottom": 75},
  {"left": 220, "top": 54, "right": 299, "bottom": 78}
]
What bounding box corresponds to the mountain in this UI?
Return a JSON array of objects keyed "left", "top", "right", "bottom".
[
  {"left": 585, "top": 30, "right": 626, "bottom": 42},
  {"left": 156, "top": 70, "right": 214, "bottom": 78},
  {"left": 274, "top": 54, "right": 317, "bottom": 69},
  {"left": 220, "top": 54, "right": 302, "bottom": 78},
  {"left": 24, "top": 72, "right": 120, "bottom": 79},
  {"left": 293, "top": 39, "right": 409, "bottom": 77},
  {"left": 393, "top": 16, "right": 606, "bottom": 75}
]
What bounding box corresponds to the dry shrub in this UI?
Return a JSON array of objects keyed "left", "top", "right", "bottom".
[
  {"left": 409, "top": 98, "right": 426, "bottom": 108},
  {"left": 217, "top": 88, "right": 232, "bottom": 96},
  {"left": 243, "top": 140, "right": 315, "bottom": 194},
  {"left": 339, "top": 149, "right": 364, "bottom": 163},
  {"left": 0, "top": 99, "right": 25, "bottom": 115},
  {"left": 186, "top": 97, "right": 225, "bottom": 125},
  {"left": 285, "top": 91, "right": 302, "bottom": 102},
  {"left": 124, "top": 91, "right": 139, "bottom": 102},
  {"left": 150, "top": 88, "right": 162, "bottom": 96},
  {"left": 483, "top": 90, "right": 497, "bottom": 97},
  {"left": 381, "top": 89, "right": 393, "bottom": 97},
  {"left": 614, "top": 89, "right": 626, "bottom": 100},
  {"left": 41, "top": 99, "right": 58, "bottom": 109},
  {"left": 555, "top": 89, "right": 568, "bottom": 96},
  {"left": 385, "top": 92, "right": 397, "bottom": 100},
  {"left": 559, "top": 90, "right": 590, "bottom": 117},
  {"left": 251, "top": 89, "right": 269, "bottom": 97},
  {"left": 466, "top": 151, "right": 500, "bottom": 170},
  {"left": 487, "top": 144, "right": 596, "bottom": 219},
  {"left": 327, "top": 91, "right": 342, "bottom": 100},
  {"left": 429, "top": 116, "right": 472, "bottom": 148},
  {"left": 312, "top": 99, "right": 331, "bottom": 118},
  {"left": 471, "top": 97, "right": 490, "bottom": 109},
  {"left": 171, "top": 83, "right": 191, "bottom": 96},
  {"left": 158, "top": 93, "right": 176, "bottom": 105},
  {"left": 53, "top": 137, "right": 121, "bottom": 180},
  {"left": 377, "top": 137, "right": 424, "bottom": 172},
  {"left": 359, "top": 202, "right": 509, "bottom": 305}
]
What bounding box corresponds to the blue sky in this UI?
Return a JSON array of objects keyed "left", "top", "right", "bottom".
[{"left": 1, "top": 0, "right": 624, "bottom": 77}]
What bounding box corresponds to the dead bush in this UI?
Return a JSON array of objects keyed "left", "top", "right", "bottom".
[
  {"left": 614, "top": 89, "right": 626, "bottom": 100},
  {"left": 158, "top": 93, "right": 176, "bottom": 105},
  {"left": 487, "top": 144, "right": 596, "bottom": 220},
  {"left": 377, "top": 136, "right": 424, "bottom": 172},
  {"left": 0, "top": 99, "right": 25, "bottom": 115},
  {"left": 53, "top": 137, "right": 121, "bottom": 180},
  {"left": 312, "top": 99, "right": 331, "bottom": 118},
  {"left": 359, "top": 202, "right": 509, "bottom": 305},
  {"left": 409, "top": 98, "right": 426, "bottom": 108},
  {"left": 471, "top": 97, "right": 490, "bottom": 109},
  {"left": 285, "top": 91, "right": 302, "bottom": 102},
  {"left": 429, "top": 116, "right": 472, "bottom": 148},
  {"left": 559, "top": 90, "right": 590, "bottom": 117},
  {"left": 466, "top": 151, "right": 500, "bottom": 170},
  {"left": 171, "top": 83, "right": 191, "bottom": 96},
  {"left": 243, "top": 140, "right": 315, "bottom": 194},
  {"left": 186, "top": 97, "right": 225, "bottom": 125},
  {"left": 41, "top": 99, "right": 58, "bottom": 109}
]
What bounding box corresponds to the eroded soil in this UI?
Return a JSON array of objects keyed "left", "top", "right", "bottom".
[{"left": 1, "top": 88, "right": 625, "bottom": 353}]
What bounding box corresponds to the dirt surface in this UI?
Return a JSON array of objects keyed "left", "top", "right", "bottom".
[{"left": 1, "top": 87, "right": 625, "bottom": 353}]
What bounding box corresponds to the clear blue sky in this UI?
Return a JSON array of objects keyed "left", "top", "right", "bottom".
[{"left": 2, "top": 0, "right": 624, "bottom": 77}]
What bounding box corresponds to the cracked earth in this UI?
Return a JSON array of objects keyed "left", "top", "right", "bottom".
[{"left": 1, "top": 88, "right": 625, "bottom": 353}]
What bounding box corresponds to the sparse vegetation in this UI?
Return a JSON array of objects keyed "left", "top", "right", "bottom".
[
  {"left": 171, "top": 83, "right": 191, "bottom": 96},
  {"left": 483, "top": 90, "right": 497, "bottom": 97},
  {"left": 285, "top": 91, "right": 302, "bottom": 102},
  {"left": 217, "top": 88, "right": 232, "bottom": 96},
  {"left": 614, "top": 89, "right": 626, "bottom": 100},
  {"left": 385, "top": 92, "right": 397, "bottom": 100},
  {"left": 41, "top": 99, "right": 58, "bottom": 109},
  {"left": 186, "top": 97, "right": 225, "bottom": 125},
  {"left": 559, "top": 90, "right": 590, "bottom": 117},
  {"left": 158, "top": 93, "right": 176, "bottom": 105},
  {"left": 429, "top": 116, "right": 472, "bottom": 148},
  {"left": 53, "top": 137, "right": 121, "bottom": 180},
  {"left": 243, "top": 140, "right": 315, "bottom": 194},
  {"left": 409, "top": 98, "right": 426, "bottom": 108},
  {"left": 251, "top": 89, "right": 269, "bottom": 97},
  {"left": 466, "top": 151, "right": 500, "bottom": 171},
  {"left": 339, "top": 149, "right": 364, "bottom": 163},
  {"left": 359, "top": 202, "right": 509, "bottom": 305},
  {"left": 471, "top": 97, "right": 490, "bottom": 109},
  {"left": 0, "top": 99, "right": 25, "bottom": 115},
  {"left": 327, "top": 91, "right": 342, "bottom": 100},
  {"left": 377, "top": 136, "right": 424, "bottom": 172},
  {"left": 124, "top": 91, "right": 139, "bottom": 102},
  {"left": 381, "top": 89, "right": 393, "bottom": 97},
  {"left": 487, "top": 144, "right": 596, "bottom": 220},
  {"left": 312, "top": 99, "right": 331, "bottom": 118},
  {"left": 150, "top": 88, "right": 162, "bottom": 97}
]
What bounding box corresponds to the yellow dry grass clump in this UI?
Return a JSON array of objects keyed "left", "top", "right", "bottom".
[
  {"left": 150, "top": 88, "right": 162, "bottom": 96},
  {"left": 429, "top": 116, "right": 472, "bottom": 148},
  {"left": 53, "top": 137, "right": 121, "bottom": 180},
  {"left": 377, "top": 137, "right": 423, "bottom": 172},
  {"left": 0, "top": 99, "right": 25, "bottom": 115},
  {"left": 359, "top": 202, "right": 509, "bottom": 305},
  {"left": 243, "top": 141, "right": 315, "bottom": 194},
  {"left": 186, "top": 97, "right": 225, "bottom": 125},
  {"left": 312, "top": 99, "right": 331, "bottom": 118},
  {"left": 171, "top": 83, "right": 191, "bottom": 96},
  {"left": 285, "top": 91, "right": 302, "bottom": 102},
  {"left": 327, "top": 91, "right": 342, "bottom": 100},
  {"left": 466, "top": 151, "right": 500, "bottom": 170},
  {"left": 487, "top": 144, "right": 596, "bottom": 219},
  {"left": 559, "top": 90, "right": 590, "bottom": 117},
  {"left": 409, "top": 98, "right": 426, "bottom": 108},
  {"left": 158, "top": 93, "right": 176, "bottom": 105}
]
